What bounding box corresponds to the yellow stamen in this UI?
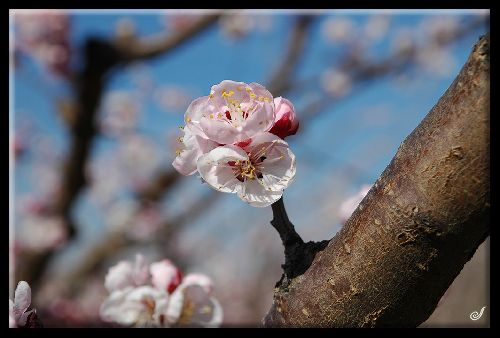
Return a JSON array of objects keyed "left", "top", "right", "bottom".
[
  {"left": 176, "top": 149, "right": 184, "bottom": 156},
  {"left": 185, "top": 116, "right": 192, "bottom": 123},
  {"left": 222, "top": 90, "right": 235, "bottom": 98},
  {"left": 177, "top": 136, "right": 184, "bottom": 143},
  {"left": 209, "top": 114, "right": 214, "bottom": 119}
]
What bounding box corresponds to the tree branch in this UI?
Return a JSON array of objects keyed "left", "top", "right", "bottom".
[{"left": 264, "top": 35, "right": 489, "bottom": 327}]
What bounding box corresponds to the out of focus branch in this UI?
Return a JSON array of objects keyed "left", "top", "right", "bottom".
[
  {"left": 297, "top": 16, "right": 486, "bottom": 124},
  {"left": 265, "top": 35, "right": 489, "bottom": 327},
  {"left": 16, "top": 14, "right": 221, "bottom": 287},
  {"left": 267, "top": 15, "right": 314, "bottom": 96},
  {"left": 115, "top": 14, "right": 220, "bottom": 62}
]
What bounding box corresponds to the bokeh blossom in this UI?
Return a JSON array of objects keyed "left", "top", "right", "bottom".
[
  {"left": 10, "top": 281, "right": 42, "bottom": 328},
  {"left": 100, "top": 255, "right": 222, "bottom": 327}
]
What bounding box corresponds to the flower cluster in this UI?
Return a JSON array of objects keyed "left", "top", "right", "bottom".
[
  {"left": 14, "top": 11, "right": 71, "bottom": 77},
  {"left": 172, "top": 80, "right": 298, "bottom": 207},
  {"left": 100, "top": 255, "right": 223, "bottom": 327},
  {"left": 10, "top": 281, "right": 42, "bottom": 328}
]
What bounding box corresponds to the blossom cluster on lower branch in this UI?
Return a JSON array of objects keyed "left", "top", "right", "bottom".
[{"left": 100, "top": 254, "right": 223, "bottom": 327}]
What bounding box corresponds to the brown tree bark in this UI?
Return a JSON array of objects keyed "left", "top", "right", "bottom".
[{"left": 264, "top": 35, "right": 490, "bottom": 327}]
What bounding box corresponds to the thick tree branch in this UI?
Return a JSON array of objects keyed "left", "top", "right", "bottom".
[{"left": 264, "top": 35, "right": 489, "bottom": 327}]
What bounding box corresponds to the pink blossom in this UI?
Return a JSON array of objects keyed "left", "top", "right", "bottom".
[
  {"left": 268, "top": 97, "right": 299, "bottom": 139},
  {"left": 338, "top": 184, "right": 372, "bottom": 224},
  {"left": 184, "top": 80, "right": 275, "bottom": 145},
  {"left": 197, "top": 132, "right": 296, "bottom": 207},
  {"left": 14, "top": 11, "right": 71, "bottom": 77},
  {"left": 150, "top": 260, "right": 182, "bottom": 294},
  {"left": 172, "top": 127, "right": 218, "bottom": 176}
]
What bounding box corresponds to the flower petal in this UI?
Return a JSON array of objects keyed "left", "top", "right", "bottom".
[
  {"left": 246, "top": 132, "right": 296, "bottom": 191},
  {"left": 166, "top": 284, "right": 222, "bottom": 327},
  {"left": 238, "top": 179, "right": 283, "bottom": 207},
  {"left": 197, "top": 146, "right": 248, "bottom": 193},
  {"left": 13, "top": 281, "right": 31, "bottom": 320},
  {"left": 132, "top": 254, "right": 150, "bottom": 286},
  {"left": 184, "top": 96, "right": 211, "bottom": 137},
  {"left": 9, "top": 314, "right": 16, "bottom": 328},
  {"left": 181, "top": 273, "right": 214, "bottom": 294},
  {"left": 150, "top": 259, "right": 182, "bottom": 294},
  {"left": 100, "top": 287, "right": 143, "bottom": 325},
  {"left": 104, "top": 261, "right": 134, "bottom": 292}
]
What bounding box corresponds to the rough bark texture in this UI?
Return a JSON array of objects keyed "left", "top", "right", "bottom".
[{"left": 264, "top": 35, "right": 490, "bottom": 328}]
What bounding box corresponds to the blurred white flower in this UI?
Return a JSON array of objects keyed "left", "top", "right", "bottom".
[
  {"left": 154, "top": 86, "right": 193, "bottom": 113},
  {"left": 118, "top": 135, "right": 160, "bottom": 179},
  {"left": 150, "top": 260, "right": 182, "bottom": 294},
  {"left": 127, "top": 205, "right": 164, "bottom": 241},
  {"left": 9, "top": 281, "right": 40, "bottom": 328},
  {"left": 105, "top": 199, "right": 139, "bottom": 232},
  {"left": 322, "top": 17, "right": 354, "bottom": 43},
  {"left": 100, "top": 256, "right": 223, "bottom": 327},
  {"left": 219, "top": 13, "right": 254, "bottom": 39},
  {"left": 338, "top": 184, "right": 372, "bottom": 224},
  {"left": 100, "top": 285, "right": 170, "bottom": 327},
  {"left": 166, "top": 274, "right": 223, "bottom": 327},
  {"left": 363, "top": 15, "right": 390, "bottom": 43},
  {"left": 416, "top": 46, "right": 456, "bottom": 78},
  {"left": 321, "top": 68, "right": 352, "bottom": 98},
  {"left": 391, "top": 28, "right": 415, "bottom": 55},
  {"left": 100, "top": 91, "right": 140, "bottom": 137},
  {"left": 105, "top": 254, "right": 150, "bottom": 293},
  {"left": 422, "top": 16, "right": 460, "bottom": 45},
  {"left": 17, "top": 215, "right": 67, "bottom": 252},
  {"left": 14, "top": 11, "right": 71, "bottom": 77}
]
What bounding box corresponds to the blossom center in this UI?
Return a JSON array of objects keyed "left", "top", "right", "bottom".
[{"left": 228, "top": 159, "right": 262, "bottom": 182}]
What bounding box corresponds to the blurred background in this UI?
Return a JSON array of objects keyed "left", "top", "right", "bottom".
[{"left": 9, "top": 9, "right": 489, "bottom": 327}]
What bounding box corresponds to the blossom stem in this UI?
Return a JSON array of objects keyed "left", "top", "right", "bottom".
[
  {"left": 270, "top": 197, "right": 304, "bottom": 248},
  {"left": 270, "top": 196, "right": 329, "bottom": 284}
]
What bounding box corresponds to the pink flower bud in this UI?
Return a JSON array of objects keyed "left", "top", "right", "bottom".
[
  {"left": 150, "top": 260, "right": 182, "bottom": 294},
  {"left": 269, "top": 97, "right": 299, "bottom": 139}
]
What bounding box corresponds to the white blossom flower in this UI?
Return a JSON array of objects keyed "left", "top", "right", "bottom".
[
  {"left": 100, "top": 91, "right": 140, "bottom": 136},
  {"left": 363, "top": 15, "right": 390, "bottom": 43},
  {"left": 17, "top": 215, "right": 67, "bottom": 252},
  {"left": 100, "top": 286, "right": 170, "bottom": 327},
  {"left": 197, "top": 132, "right": 296, "bottom": 207},
  {"left": 322, "top": 17, "right": 354, "bottom": 43},
  {"left": 150, "top": 260, "right": 182, "bottom": 294},
  {"left": 9, "top": 281, "right": 35, "bottom": 328},
  {"left": 219, "top": 14, "right": 254, "bottom": 39},
  {"left": 165, "top": 273, "right": 223, "bottom": 327},
  {"left": 321, "top": 68, "right": 352, "bottom": 98},
  {"left": 100, "top": 256, "right": 223, "bottom": 327},
  {"left": 104, "top": 254, "right": 150, "bottom": 293}
]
